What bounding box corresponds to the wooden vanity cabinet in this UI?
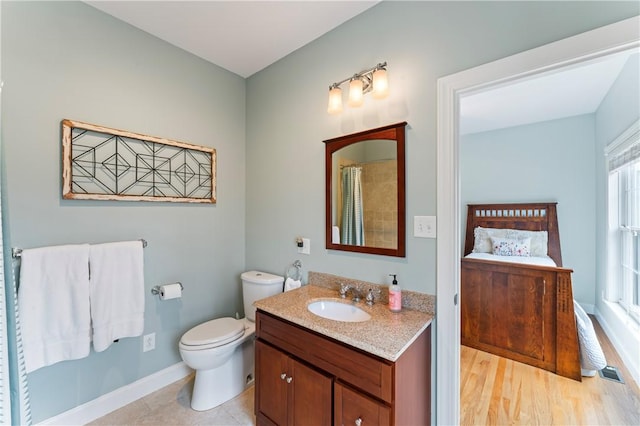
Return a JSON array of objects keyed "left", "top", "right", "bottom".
[
  {"left": 255, "top": 310, "right": 431, "bottom": 426},
  {"left": 255, "top": 340, "right": 332, "bottom": 426}
]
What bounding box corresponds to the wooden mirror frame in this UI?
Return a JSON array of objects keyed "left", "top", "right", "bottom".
[{"left": 324, "top": 122, "right": 407, "bottom": 257}]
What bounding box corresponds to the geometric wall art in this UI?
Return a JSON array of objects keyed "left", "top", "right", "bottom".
[{"left": 62, "top": 119, "right": 216, "bottom": 203}]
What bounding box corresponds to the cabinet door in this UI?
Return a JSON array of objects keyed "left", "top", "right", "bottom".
[
  {"left": 257, "top": 340, "right": 333, "bottom": 426},
  {"left": 289, "top": 359, "right": 333, "bottom": 426},
  {"left": 256, "top": 340, "right": 289, "bottom": 426},
  {"left": 334, "top": 382, "right": 390, "bottom": 426}
]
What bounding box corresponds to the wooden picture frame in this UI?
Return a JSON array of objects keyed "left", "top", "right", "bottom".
[{"left": 62, "top": 119, "right": 216, "bottom": 203}]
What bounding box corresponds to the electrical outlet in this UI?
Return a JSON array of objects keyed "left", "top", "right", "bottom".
[{"left": 143, "top": 333, "right": 155, "bottom": 352}]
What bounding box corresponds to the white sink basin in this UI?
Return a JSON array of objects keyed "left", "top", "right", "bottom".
[{"left": 307, "top": 300, "right": 371, "bottom": 322}]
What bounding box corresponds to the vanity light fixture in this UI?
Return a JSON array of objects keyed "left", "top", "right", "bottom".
[{"left": 327, "top": 62, "right": 389, "bottom": 114}]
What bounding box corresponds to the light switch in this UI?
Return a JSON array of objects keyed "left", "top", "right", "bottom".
[{"left": 414, "top": 216, "right": 436, "bottom": 238}]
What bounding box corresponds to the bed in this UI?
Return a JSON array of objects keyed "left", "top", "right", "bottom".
[{"left": 461, "top": 202, "right": 582, "bottom": 381}]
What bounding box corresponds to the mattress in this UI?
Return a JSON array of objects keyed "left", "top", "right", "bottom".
[{"left": 465, "top": 252, "right": 557, "bottom": 267}]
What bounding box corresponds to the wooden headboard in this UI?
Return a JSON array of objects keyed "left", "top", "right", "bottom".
[{"left": 463, "top": 202, "right": 563, "bottom": 266}]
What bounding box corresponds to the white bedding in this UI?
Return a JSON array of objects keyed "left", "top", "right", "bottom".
[
  {"left": 465, "top": 252, "right": 557, "bottom": 267},
  {"left": 573, "top": 300, "right": 607, "bottom": 375}
]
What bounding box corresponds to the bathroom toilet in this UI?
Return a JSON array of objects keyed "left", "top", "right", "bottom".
[{"left": 179, "top": 270, "right": 283, "bottom": 411}]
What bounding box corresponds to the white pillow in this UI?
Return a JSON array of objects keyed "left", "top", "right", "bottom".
[
  {"left": 491, "top": 237, "right": 532, "bottom": 257},
  {"left": 472, "top": 226, "right": 548, "bottom": 257},
  {"left": 505, "top": 229, "right": 548, "bottom": 257},
  {"left": 472, "top": 227, "right": 509, "bottom": 253}
]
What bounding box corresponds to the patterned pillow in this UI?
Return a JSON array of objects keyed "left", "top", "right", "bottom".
[
  {"left": 473, "top": 226, "right": 548, "bottom": 257},
  {"left": 505, "top": 229, "right": 548, "bottom": 257},
  {"left": 472, "top": 227, "right": 509, "bottom": 253},
  {"left": 491, "top": 237, "right": 532, "bottom": 257}
]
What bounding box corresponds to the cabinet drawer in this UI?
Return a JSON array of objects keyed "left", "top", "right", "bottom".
[
  {"left": 335, "top": 382, "right": 391, "bottom": 426},
  {"left": 256, "top": 310, "right": 393, "bottom": 402}
]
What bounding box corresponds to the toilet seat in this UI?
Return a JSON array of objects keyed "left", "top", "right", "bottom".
[{"left": 180, "top": 317, "right": 245, "bottom": 350}]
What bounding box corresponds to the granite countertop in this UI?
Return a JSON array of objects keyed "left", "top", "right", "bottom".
[{"left": 254, "top": 284, "right": 434, "bottom": 362}]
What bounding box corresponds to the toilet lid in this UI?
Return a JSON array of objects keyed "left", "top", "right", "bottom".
[{"left": 180, "top": 317, "right": 245, "bottom": 347}]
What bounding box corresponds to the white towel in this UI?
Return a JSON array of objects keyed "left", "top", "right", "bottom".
[
  {"left": 18, "top": 244, "right": 91, "bottom": 373},
  {"left": 90, "top": 241, "right": 145, "bottom": 352},
  {"left": 284, "top": 277, "right": 301, "bottom": 292},
  {"left": 332, "top": 226, "right": 340, "bottom": 244}
]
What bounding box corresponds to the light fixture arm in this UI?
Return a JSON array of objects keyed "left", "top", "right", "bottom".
[{"left": 328, "top": 62, "right": 387, "bottom": 91}]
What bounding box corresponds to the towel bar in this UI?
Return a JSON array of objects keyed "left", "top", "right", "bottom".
[{"left": 11, "top": 238, "right": 148, "bottom": 259}]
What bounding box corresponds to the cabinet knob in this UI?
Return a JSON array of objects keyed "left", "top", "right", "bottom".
[
  {"left": 280, "top": 373, "right": 287, "bottom": 380},
  {"left": 286, "top": 376, "right": 293, "bottom": 383},
  {"left": 355, "top": 417, "right": 362, "bottom": 426}
]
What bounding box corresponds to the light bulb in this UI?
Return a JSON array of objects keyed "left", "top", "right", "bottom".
[
  {"left": 327, "top": 86, "right": 343, "bottom": 114},
  {"left": 372, "top": 68, "right": 389, "bottom": 99},
  {"left": 348, "top": 78, "right": 364, "bottom": 107}
]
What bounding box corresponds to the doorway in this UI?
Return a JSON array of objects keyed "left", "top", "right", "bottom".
[{"left": 435, "top": 16, "right": 640, "bottom": 425}]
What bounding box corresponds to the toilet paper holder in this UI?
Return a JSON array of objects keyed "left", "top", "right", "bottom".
[{"left": 151, "top": 282, "right": 184, "bottom": 296}]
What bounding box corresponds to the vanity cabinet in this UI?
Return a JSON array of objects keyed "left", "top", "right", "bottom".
[
  {"left": 255, "top": 340, "right": 332, "bottom": 426},
  {"left": 255, "top": 310, "right": 431, "bottom": 426}
]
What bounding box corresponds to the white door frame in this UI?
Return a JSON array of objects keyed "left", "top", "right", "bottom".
[{"left": 435, "top": 16, "right": 640, "bottom": 425}]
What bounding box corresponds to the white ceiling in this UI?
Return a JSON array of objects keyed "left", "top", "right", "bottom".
[
  {"left": 460, "top": 49, "right": 639, "bottom": 135},
  {"left": 85, "top": 1, "right": 637, "bottom": 134},
  {"left": 85, "top": 0, "right": 379, "bottom": 78}
]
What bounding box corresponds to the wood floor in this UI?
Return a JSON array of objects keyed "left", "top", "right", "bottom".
[{"left": 461, "top": 316, "right": 640, "bottom": 425}]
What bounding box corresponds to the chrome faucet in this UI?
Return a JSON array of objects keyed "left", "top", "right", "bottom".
[
  {"left": 349, "top": 287, "right": 364, "bottom": 303},
  {"left": 338, "top": 283, "right": 364, "bottom": 302},
  {"left": 365, "top": 288, "right": 381, "bottom": 306},
  {"left": 366, "top": 288, "right": 375, "bottom": 306},
  {"left": 339, "top": 283, "right": 350, "bottom": 298}
]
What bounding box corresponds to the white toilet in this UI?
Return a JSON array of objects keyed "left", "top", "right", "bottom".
[{"left": 179, "top": 270, "right": 284, "bottom": 411}]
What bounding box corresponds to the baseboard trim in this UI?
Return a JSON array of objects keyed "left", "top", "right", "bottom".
[
  {"left": 594, "top": 307, "right": 640, "bottom": 387},
  {"left": 579, "top": 302, "right": 595, "bottom": 315},
  {"left": 38, "top": 362, "right": 192, "bottom": 425}
]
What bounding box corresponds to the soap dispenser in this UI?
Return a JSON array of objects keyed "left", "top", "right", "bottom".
[{"left": 388, "top": 274, "right": 402, "bottom": 312}]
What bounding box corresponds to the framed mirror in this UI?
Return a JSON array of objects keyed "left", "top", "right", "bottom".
[{"left": 324, "top": 122, "right": 407, "bottom": 257}]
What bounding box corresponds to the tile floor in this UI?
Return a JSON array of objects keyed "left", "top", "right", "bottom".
[{"left": 88, "top": 374, "right": 255, "bottom": 426}]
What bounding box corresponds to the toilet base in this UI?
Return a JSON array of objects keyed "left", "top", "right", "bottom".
[{"left": 189, "top": 338, "right": 254, "bottom": 411}]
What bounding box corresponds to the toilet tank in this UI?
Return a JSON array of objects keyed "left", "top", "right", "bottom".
[{"left": 241, "top": 271, "right": 284, "bottom": 321}]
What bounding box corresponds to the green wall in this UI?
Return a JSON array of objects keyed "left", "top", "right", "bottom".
[
  {"left": 461, "top": 115, "right": 597, "bottom": 305},
  {"left": 2, "top": 1, "right": 246, "bottom": 421},
  {"left": 245, "top": 0, "right": 638, "bottom": 294}
]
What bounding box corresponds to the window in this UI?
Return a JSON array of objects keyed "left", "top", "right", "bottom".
[{"left": 607, "top": 121, "right": 640, "bottom": 324}]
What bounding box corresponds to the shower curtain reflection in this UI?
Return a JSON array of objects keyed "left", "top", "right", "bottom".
[{"left": 340, "top": 166, "right": 365, "bottom": 246}]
